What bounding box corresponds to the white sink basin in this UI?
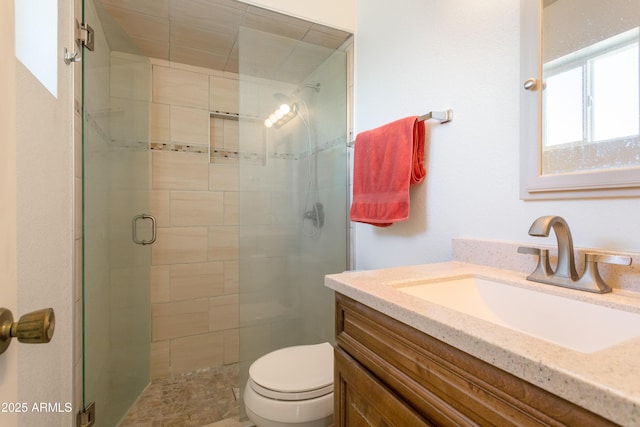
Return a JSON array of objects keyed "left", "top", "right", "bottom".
[{"left": 393, "top": 275, "right": 640, "bottom": 353}]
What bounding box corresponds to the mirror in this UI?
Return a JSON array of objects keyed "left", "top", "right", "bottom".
[{"left": 520, "top": 0, "right": 640, "bottom": 199}]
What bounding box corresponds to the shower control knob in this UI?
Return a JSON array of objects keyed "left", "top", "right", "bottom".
[{"left": 0, "top": 307, "right": 55, "bottom": 355}]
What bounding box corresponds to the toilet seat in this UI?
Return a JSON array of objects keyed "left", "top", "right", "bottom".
[
  {"left": 248, "top": 342, "right": 334, "bottom": 401},
  {"left": 248, "top": 377, "right": 333, "bottom": 401}
]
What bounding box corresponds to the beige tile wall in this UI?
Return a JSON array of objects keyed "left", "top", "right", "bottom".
[{"left": 150, "top": 58, "right": 240, "bottom": 379}]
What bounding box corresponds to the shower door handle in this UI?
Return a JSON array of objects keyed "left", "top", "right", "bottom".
[{"left": 132, "top": 214, "right": 156, "bottom": 245}]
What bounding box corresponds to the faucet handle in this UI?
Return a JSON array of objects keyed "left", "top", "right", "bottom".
[
  {"left": 517, "top": 246, "right": 539, "bottom": 255},
  {"left": 575, "top": 253, "right": 632, "bottom": 293},
  {"left": 585, "top": 253, "right": 632, "bottom": 266},
  {"left": 518, "top": 246, "right": 552, "bottom": 281}
]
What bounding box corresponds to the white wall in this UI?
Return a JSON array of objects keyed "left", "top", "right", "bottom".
[
  {"left": 354, "top": 0, "right": 640, "bottom": 270},
  {"left": 241, "top": 0, "right": 355, "bottom": 32},
  {"left": 0, "top": 0, "right": 18, "bottom": 424},
  {"left": 15, "top": 0, "right": 75, "bottom": 424}
]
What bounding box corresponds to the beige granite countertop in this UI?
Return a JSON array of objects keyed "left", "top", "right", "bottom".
[{"left": 325, "top": 261, "right": 640, "bottom": 426}]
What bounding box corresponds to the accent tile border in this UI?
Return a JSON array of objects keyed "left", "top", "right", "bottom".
[{"left": 151, "top": 141, "right": 208, "bottom": 154}]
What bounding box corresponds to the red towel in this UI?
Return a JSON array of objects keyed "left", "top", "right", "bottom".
[{"left": 350, "top": 116, "right": 425, "bottom": 227}]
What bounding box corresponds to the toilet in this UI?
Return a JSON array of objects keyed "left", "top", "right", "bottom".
[{"left": 244, "top": 342, "right": 334, "bottom": 427}]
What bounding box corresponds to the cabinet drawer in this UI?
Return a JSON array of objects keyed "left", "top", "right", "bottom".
[
  {"left": 335, "top": 347, "right": 431, "bottom": 426},
  {"left": 335, "top": 293, "right": 615, "bottom": 427}
]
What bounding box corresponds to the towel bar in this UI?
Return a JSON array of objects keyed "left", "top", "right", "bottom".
[
  {"left": 418, "top": 109, "right": 453, "bottom": 123},
  {"left": 347, "top": 110, "right": 453, "bottom": 147}
]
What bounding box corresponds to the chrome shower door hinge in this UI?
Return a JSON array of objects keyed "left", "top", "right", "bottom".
[
  {"left": 76, "top": 21, "right": 95, "bottom": 51},
  {"left": 76, "top": 401, "right": 96, "bottom": 427}
]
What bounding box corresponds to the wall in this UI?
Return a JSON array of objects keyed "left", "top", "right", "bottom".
[
  {"left": 149, "top": 60, "right": 240, "bottom": 379},
  {"left": 353, "top": 0, "right": 640, "bottom": 273},
  {"left": 15, "top": 0, "right": 75, "bottom": 424},
  {"left": 0, "top": 0, "right": 18, "bottom": 423}
]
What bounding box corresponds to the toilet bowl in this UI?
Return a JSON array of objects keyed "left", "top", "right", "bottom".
[{"left": 244, "top": 342, "right": 334, "bottom": 427}]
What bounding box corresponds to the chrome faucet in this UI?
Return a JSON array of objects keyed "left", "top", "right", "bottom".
[{"left": 518, "top": 215, "right": 631, "bottom": 293}]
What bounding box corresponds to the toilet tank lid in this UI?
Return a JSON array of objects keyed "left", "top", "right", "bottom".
[{"left": 249, "top": 342, "right": 334, "bottom": 393}]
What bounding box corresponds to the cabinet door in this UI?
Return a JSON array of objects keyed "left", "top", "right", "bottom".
[
  {"left": 334, "top": 347, "right": 432, "bottom": 427},
  {"left": 335, "top": 293, "right": 617, "bottom": 427}
]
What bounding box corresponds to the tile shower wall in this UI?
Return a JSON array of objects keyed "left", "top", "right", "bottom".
[{"left": 149, "top": 59, "right": 240, "bottom": 379}]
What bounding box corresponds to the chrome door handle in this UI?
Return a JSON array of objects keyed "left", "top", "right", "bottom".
[
  {"left": 132, "top": 214, "right": 156, "bottom": 245},
  {"left": 0, "top": 307, "right": 55, "bottom": 355}
]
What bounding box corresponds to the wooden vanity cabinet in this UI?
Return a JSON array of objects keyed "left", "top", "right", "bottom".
[{"left": 334, "top": 293, "right": 616, "bottom": 427}]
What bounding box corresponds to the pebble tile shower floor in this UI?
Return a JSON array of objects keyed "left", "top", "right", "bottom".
[{"left": 119, "top": 364, "right": 241, "bottom": 427}]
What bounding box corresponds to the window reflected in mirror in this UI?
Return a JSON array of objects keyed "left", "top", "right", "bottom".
[{"left": 542, "top": 0, "right": 639, "bottom": 176}]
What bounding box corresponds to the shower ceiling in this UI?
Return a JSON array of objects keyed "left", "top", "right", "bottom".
[{"left": 97, "top": 0, "right": 352, "bottom": 80}]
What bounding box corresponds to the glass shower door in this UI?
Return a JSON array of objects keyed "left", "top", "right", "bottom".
[
  {"left": 238, "top": 27, "right": 349, "bottom": 412},
  {"left": 81, "top": 0, "right": 151, "bottom": 425}
]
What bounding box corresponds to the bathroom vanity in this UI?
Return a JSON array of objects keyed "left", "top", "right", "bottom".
[{"left": 326, "top": 261, "right": 640, "bottom": 426}]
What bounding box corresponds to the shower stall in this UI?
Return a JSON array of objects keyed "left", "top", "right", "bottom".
[{"left": 80, "top": 0, "right": 350, "bottom": 424}]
